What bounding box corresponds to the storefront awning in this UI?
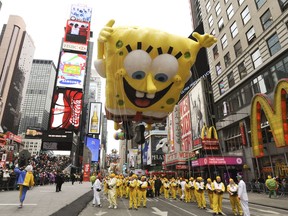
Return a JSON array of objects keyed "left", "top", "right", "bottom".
[{"left": 191, "top": 156, "right": 243, "bottom": 167}]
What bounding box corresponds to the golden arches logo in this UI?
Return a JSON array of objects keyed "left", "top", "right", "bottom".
[
  {"left": 201, "top": 125, "right": 218, "bottom": 139},
  {"left": 200, "top": 125, "right": 219, "bottom": 150},
  {"left": 251, "top": 78, "right": 288, "bottom": 157}
]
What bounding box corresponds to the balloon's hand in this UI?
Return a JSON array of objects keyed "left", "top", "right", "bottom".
[
  {"left": 192, "top": 32, "right": 217, "bottom": 48},
  {"left": 98, "top": 20, "right": 115, "bottom": 42}
]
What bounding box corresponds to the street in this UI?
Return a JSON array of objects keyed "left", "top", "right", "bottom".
[
  {"left": 80, "top": 195, "right": 288, "bottom": 216},
  {"left": 0, "top": 182, "right": 287, "bottom": 216}
]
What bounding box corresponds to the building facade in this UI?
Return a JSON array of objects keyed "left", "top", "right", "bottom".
[
  {"left": 0, "top": 15, "right": 35, "bottom": 134},
  {"left": 201, "top": 0, "right": 288, "bottom": 180},
  {"left": 18, "top": 59, "right": 56, "bottom": 134}
]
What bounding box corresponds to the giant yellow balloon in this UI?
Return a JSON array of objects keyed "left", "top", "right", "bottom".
[{"left": 95, "top": 20, "right": 217, "bottom": 126}]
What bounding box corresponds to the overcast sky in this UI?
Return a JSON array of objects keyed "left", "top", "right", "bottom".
[{"left": 0, "top": 0, "right": 193, "bottom": 153}]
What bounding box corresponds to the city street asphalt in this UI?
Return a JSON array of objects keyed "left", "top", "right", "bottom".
[{"left": 0, "top": 181, "right": 287, "bottom": 216}]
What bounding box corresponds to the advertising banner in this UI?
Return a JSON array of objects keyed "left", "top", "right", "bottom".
[
  {"left": 70, "top": 5, "right": 92, "bottom": 23},
  {"left": 188, "top": 78, "right": 208, "bottom": 150},
  {"left": 25, "top": 127, "right": 43, "bottom": 138},
  {"left": 88, "top": 102, "right": 102, "bottom": 134},
  {"left": 42, "top": 130, "right": 74, "bottom": 151},
  {"left": 85, "top": 137, "right": 100, "bottom": 162},
  {"left": 168, "top": 112, "right": 175, "bottom": 153},
  {"left": 128, "top": 148, "right": 138, "bottom": 168},
  {"left": 150, "top": 134, "right": 166, "bottom": 166},
  {"left": 63, "top": 20, "right": 90, "bottom": 52},
  {"left": 191, "top": 156, "right": 243, "bottom": 167},
  {"left": 83, "top": 163, "right": 90, "bottom": 182},
  {"left": 56, "top": 51, "right": 86, "bottom": 89},
  {"left": 50, "top": 90, "right": 83, "bottom": 131},
  {"left": 142, "top": 139, "right": 149, "bottom": 165},
  {"left": 179, "top": 95, "right": 192, "bottom": 151},
  {"left": 165, "top": 151, "right": 196, "bottom": 165},
  {"left": 5, "top": 132, "right": 22, "bottom": 143}
]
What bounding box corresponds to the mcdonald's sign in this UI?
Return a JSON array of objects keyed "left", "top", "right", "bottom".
[
  {"left": 200, "top": 125, "right": 219, "bottom": 150},
  {"left": 251, "top": 78, "right": 288, "bottom": 157}
]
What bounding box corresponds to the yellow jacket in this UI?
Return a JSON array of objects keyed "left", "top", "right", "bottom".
[{"left": 23, "top": 171, "right": 35, "bottom": 187}]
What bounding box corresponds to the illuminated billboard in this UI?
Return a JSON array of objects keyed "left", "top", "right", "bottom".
[
  {"left": 85, "top": 136, "right": 100, "bottom": 162},
  {"left": 188, "top": 78, "right": 207, "bottom": 150},
  {"left": 70, "top": 5, "right": 92, "bottom": 23},
  {"left": 42, "top": 130, "right": 74, "bottom": 151},
  {"left": 50, "top": 89, "right": 83, "bottom": 131},
  {"left": 63, "top": 20, "right": 90, "bottom": 52},
  {"left": 88, "top": 102, "right": 102, "bottom": 134},
  {"left": 56, "top": 51, "right": 86, "bottom": 89},
  {"left": 179, "top": 95, "right": 192, "bottom": 151}
]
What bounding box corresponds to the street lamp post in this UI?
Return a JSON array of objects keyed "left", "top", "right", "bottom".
[{"left": 188, "top": 156, "right": 191, "bottom": 178}]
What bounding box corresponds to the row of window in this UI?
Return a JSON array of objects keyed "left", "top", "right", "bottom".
[
  {"left": 218, "top": 32, "right": 282, "bottom": 96},
  {"left": 26, "top": 89, "right": 47, "bottom": 94},
  {"left": 213, "top": 8, "right": 274, "bottom": 75},
  {"left": 216, "top": 54, "right": 288, "bottom": 119}
]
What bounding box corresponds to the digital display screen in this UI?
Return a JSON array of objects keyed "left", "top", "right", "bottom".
[
  {"left": 85, "top": 137, "right": 100, "bottom": 162},
  {"left": 49, "top": 89, "right": 83, "bottom": 131},
  {"left": 56, "top": 51, "right": 86, "bottom": 89}
]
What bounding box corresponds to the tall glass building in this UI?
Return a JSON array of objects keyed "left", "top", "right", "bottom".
[
  {"left": 0, "top": 15, "right": 35, "bottom": 134},
  {"left": 18, "top": 59, "right": 56, "bottom": 134}
]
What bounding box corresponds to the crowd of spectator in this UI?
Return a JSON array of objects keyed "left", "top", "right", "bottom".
[{"left": 0, "top": 152, "right": 82, "bottom": 191}]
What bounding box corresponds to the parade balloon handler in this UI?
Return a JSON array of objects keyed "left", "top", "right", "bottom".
[{"left": 14, "top": 164, "right": 35, "bottom": 208}]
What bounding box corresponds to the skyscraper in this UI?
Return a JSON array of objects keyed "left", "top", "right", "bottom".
[
  {"left": 18, "top": 59, "right": 56, "bottom": 134},
  {"left": 0, "top": 15, "right": 35, "bottom": 134}
]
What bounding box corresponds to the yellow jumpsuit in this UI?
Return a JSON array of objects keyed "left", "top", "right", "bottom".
[
  {"left": 170, "top": 180, "right": 177, "bottom": 199},
  {"left": 195, "top": 180, "right": 206, "bottom": 209},
  {"left": 163, "top": 180, "right": 170, "bottom": 199},
  {"left": 212, "top": 179, "right": 225, "bottom": 214},
  {"left": 227, "top": 183, "right": 243, "bottom": 216},
  {"left": 128, "top": 178, "right": 138, "bottom": 209},
  {"left": 189, "top": 179, "right": 196, "bottom": 202},
  {"left": 138, "top": 179, "right": 148, "bottom": 207},
  {"left": 205, "top": 181, "right": 214, "bottom": 209},
  {"left": 184, "top": 180, "right": 192, "bottom": 202},
  {"left": 116, "top": 177, "right": 123, "bottom": 198}
]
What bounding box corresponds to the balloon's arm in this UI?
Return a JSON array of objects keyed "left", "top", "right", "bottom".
[
  {"left": 97, "top": 20, "right": 115, "bottom": 59},
  {"left": 192, "top": 32, "right": 217, "bottom": 48},
  {"left": 97, "top": 41, "right": 104, "bottom": 59}
]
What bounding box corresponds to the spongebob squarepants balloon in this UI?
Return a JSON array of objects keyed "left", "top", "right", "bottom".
[{"left": 95, "top": 20, "right": 217, "bottom": 128}]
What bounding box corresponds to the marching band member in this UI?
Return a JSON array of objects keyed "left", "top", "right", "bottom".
[
  {"left": 205, "top": 178, "right": 214, "bottom": 209},
  {"left": 163, "top": 178, "right": 170, "bottom": 199},
  {"left": 170, "top": 178, "right": 178, "bottom": 200},
  {"left": 138, "top": 176, "right": 148, "bottom": 207},
  {"left": 227, "top": 178, "right": 243, "bottom": 216},
  {"left": 184, "top": 178, "right": 192, "bottom": 202},
  {"left": 212, "top": 176, "right": 225, "bottom": 215},
  {"left": 189, "top": 177, "right": 196, "bottom": 203},
  {"left": 116, "top": 175, "right": 123, "bottom": 198},
  {"left": 195, "top": 177, "right": 206, "bottom": 209},
  {"left": 128, "top": 174, "right": 138, "bottom": 210}
]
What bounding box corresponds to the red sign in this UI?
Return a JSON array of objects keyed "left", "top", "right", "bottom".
[
  {"left": 202, "top": 138, "right": 220, "bottom": 150},
  {"left": 176, "top": 165, "right": 188, "bottom": 169},
  {"left": 179, "top": 96, "right": 192, "bottom": 151},
  {"left": 239, "top": 122, "right": 247, "bottom": 145},
  {"left": 5, "top": 132, "right": 22, "bottom": 143},
  {"left": 165, "top": 151, "right": 195, "bottom": 165},
  {"left": 50, "top": 90, "right": 83, "bottom": 131},
  {"left": 83, "top": 163, "right": 90, "bottom": 182}
]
